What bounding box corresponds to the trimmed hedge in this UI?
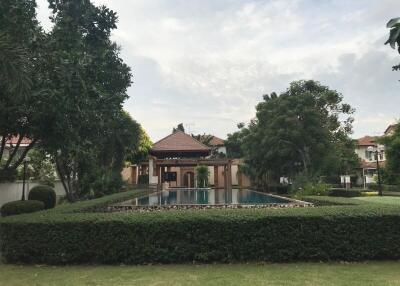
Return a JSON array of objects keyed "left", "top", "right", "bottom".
[
  {"left": 28, "top": 185, "right": 56, "bottom": 209},
  {"left": 1, "top": 200, "right": 45, "bottom": 217},
  {"left": 368, "top": 184, "right": 400, "bottom": 193},
  {"left": 328, "top": 188, "right": 365, "bottom": 197},
  {"left": 2, "top": 192, "right": 400, "bottom": 264},
  {"left": 303, "top": 196, "right": 365, "bottom": 206}
]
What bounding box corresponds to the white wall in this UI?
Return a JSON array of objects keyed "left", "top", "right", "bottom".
[
  {"left": 0, "top": 181, "right": 66, "bottom": 208},
  {"left": 355, "top": 145, "right": 386, "bottom": 162}
]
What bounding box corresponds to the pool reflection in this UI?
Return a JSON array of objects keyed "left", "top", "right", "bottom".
[{"left": 128, "top": 188, "right": 289, "bottom": 206}]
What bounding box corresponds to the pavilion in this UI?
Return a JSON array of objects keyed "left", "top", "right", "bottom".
[
  {"left": 147, "top": 131, "right": 233, "bottom": 190},
  {"left": 123, "top": 131, "right": 251, "bottom": 189}
]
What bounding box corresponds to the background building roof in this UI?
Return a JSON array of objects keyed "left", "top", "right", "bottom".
[
  {"left": 209, "top": 136, "right": 225, "bottom": 147},
  {"left": 151, "top": 131, "right": 210, "bottom": 153},
  {"left": 356, "top": 136, "right": 378, "bottom": 146}
]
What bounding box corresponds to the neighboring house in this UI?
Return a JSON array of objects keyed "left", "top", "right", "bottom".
[
  {"left": 2, "top": 136, "right": 32, "bottom": 162},
  {"left": 384, "top": 124, "right": 398, "bottom": 136},
  {"left": 209, "top": 136, "right": 227, "bottom": 155},
  {"left": 354, "top": 136, "right": 385, "bottom": 185}
]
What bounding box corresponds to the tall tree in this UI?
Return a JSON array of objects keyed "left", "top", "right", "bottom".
[
  {"left": 385, "top": 17, "right": 400, "bottom": 70},
  {"left": 42, "top": 0, "right": 133, "bottom": 201},
  {"left": 242, "top": 81, "right": 355, "bottom": 186}
]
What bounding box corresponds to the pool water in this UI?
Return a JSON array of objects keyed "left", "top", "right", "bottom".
[{"left": 122, "top": 188, "right": 291, "bottom": 206}]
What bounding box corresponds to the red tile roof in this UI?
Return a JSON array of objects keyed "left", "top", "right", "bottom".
[
  {"left": 209, "top": 136, "right": 225, "bottom": 146},
  {"left": 360, "top": 159, "right": 385, "bottom": 169},
  {"left": 357, "top": 136, "right": 378, "bottom": 146},
  {"left": 4, "top": 136, "right": 32, "bottom": 145},
  {"left": 151, "top": 131, "right": 210, "bottom": 152}
]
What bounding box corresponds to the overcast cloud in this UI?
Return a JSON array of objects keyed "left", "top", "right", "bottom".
[{"left": 36, "top": 0, "right": 400, "bottom": 141}]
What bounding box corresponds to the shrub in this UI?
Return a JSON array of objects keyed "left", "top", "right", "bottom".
[
  {"left": 1, "top": 200, "right": 44, "bottom": 217},
  {"left": 361, "top": 191, "right": 379, "bottom": 196},
  {"left": 303, "top": 196, "right": 364, "bottom": 206},
  {"left": 28, "top": 185, "right": 56, "bottom": 209},
  {"left": 368, "top": 183, "right": 400, "bottom": 193},
  {"left": 329, "top": 188, "right": 363, "bottom": 197},
  {"left": 292, "top": 183, "right": 329, "bottom": 198},
  {"left": 2, "top": 190, "right": 400, "bottom": 264},
  {"left": 266, "top": 185, "right": 289, "bottom": 194},
  {"left": 195, "top": 165, "right": 209, "bottom": 188}
]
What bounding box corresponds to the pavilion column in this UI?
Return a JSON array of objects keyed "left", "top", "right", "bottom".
[
  {"left": 224, "top": 165, "right": 227, "bottom": 190},
  {"left": 214, "top": 166, "right": 219, "bottom": 188},
  {"left": 131, "top": 165, "right": 138, "bottom": 184},
  {"left": 161, "top": 166, "right": 165, "bottom": 183},
  {"left": 226, "top": 161, "right": 232, "bottom": 191},
  {"left": 238, "top": 170, "right": 242, "bottom": 188},
  {"left": 157, "top": 165, "right": 161, "bottom": 186}
]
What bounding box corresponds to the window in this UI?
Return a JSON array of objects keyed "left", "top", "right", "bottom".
[{"left": 365, "top": 150, "right": 372, "bottom": 160}]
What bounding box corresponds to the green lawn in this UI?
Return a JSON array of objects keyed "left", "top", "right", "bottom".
[
  {"left": 355, "top": 196, "right": 400, "bottom": 205},
  {"left": 1, "top": 262, "right": 400, "bottom": 286}
]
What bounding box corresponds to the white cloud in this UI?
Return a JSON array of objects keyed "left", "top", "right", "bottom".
[{"left": 35, "top": 0, "right": 400, "bottom": 140}]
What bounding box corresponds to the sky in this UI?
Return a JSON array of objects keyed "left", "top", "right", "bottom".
[{"left": 36, "top": 0, "right": 400, "bottom": 141}]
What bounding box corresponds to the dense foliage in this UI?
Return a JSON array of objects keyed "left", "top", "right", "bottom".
[
  {"left": 1, "top": 200, "right": 44, "bottom": 217},
  {"left": 0, "top": 0, "right": 48, "bottom": 179},
  {"left": 231, "top": 80, "right": 358, "bottom": 187},
  {"left": 127, "top": 127, "right": 152, "bottom": 164},
  {"left": 225, "top": 123, "right": 249, "bottom": 158},
  {"left": 16, "top": 148, "right": 56, "bottom": 185},
  {"left": 381, "top": 124, "right": 400, "bottom": 185},
  {"left": 0, "top": 0, "right": 143, "bottom": 198},
  {"left": 1, "top": 193, "right": 400, "bottom": 263},
  {"left": 28, "top": 185, "right": 56, "bottom": 209},
  {"left": 38, "top": 0, "right": 138, "bottom": 201}
]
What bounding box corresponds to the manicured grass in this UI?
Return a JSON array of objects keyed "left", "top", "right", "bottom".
[
  {"left": 355, "top": 196, "right": 400, "bottom": 205},
  {"left": 0, "top": 262, "right": 400, "bottom": 286}
]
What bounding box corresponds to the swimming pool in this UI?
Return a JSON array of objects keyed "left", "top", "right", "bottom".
[{"left": 118, "top": 188, "right": 295, "bottom": 207}]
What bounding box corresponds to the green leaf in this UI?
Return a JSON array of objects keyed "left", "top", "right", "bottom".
[
  {"left": 387, "top": 17, "right": 400, "bottom": 28},
  {"left": 385, "top": 27, "right": 400, "bottom": 49}
]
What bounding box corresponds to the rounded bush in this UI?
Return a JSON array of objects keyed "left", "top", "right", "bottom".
[
  {"left": 28, "top": 185, "right": 56, "bottom": 209},
  {"left": 1, "top": 200, "right": 45, "bottom": 217}
]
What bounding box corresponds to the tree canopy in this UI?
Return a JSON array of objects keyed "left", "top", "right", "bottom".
[
  {"left": 225, "top": 123, "right": 250, "bottom": 158},
  {"left": 0, "top": 0, "right": 49, "bottom": 180},
  {"left": 127, "top": 126, "right": 153, "bottom": 164},
  {"left": 239, "top": 80, "right": 357, "bottom": 186},
  {"left": 1, "top": 0, "right": 143, "bottom": 200},
  {"left": 172, "top": 123, "right": 185, "bottom": 133}
]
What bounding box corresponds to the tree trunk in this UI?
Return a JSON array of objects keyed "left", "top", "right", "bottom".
[
  {"left": 9, "top": 139, "right": 37, "bottom": 170},
  {"left": 55, "top": 154, "right": 77, "bottom": 202},
  {"left": 4, "top": 135, "right": 24, "bottom": 169},
  {"left": 0, "top": 135, "right": 6, "bottom": 162}
]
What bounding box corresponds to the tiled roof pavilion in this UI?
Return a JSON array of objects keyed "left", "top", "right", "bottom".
[{"left": 150, "top": 131, "right": 210, "bottom": 158}]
